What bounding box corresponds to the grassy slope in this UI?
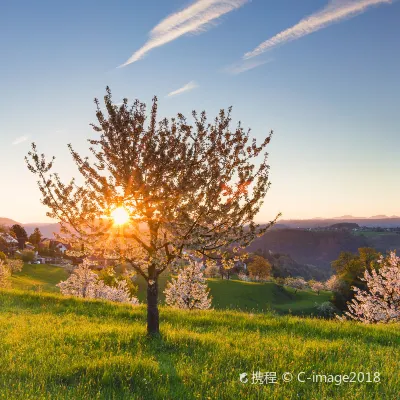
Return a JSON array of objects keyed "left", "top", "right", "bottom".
[
  {"left": 133, "top": 275, "right": 332, "bottom": 316},
  {"left": 10, "top": 264, "right": 69, "bottom": 292},
  {"left": 0, "top": 289, "right": 398, "bottom": 399},
  {"left": 11, "top": 264, "right": 331, "bottom": 315}
]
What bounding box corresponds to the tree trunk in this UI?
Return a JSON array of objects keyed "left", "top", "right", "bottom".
[{"left": 147, "top": 279, "right": 159, "bottom": 335}]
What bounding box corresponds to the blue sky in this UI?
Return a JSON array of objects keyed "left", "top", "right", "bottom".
[{"left": 1, "top": 0, "right": 399, "bottom": 223}]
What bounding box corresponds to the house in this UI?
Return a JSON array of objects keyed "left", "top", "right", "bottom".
[
  {"left": 39, "top": 238, "right": 71, "bottom": 254},
  {"left": 0, "top": 232, "right": 19, "bottom": 254}
]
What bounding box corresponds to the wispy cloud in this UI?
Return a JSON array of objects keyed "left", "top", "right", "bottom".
[
  {"left": 120, "top": 0, "right": 249, "bottom": 67},
  {"left": 167, "top": 81, "right": 199, "bottom": 97},
  {"left": 244, "top": 0, "right": 393, "bottom": 59},
  {"left": 12, "top": 135, "right": 29, "bottom": 145},
  {"left": 225, "top": 59, "right": 273, "bottom": 75}
]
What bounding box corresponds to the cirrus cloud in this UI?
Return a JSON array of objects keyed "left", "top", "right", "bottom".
[
  {"left": 120, "top": 0, "right": 249, "bottom": 67},
  {"left": 244, "top": 0, "right": 393, "bottom": 59},
  {"left": 167, "top": 81, "right": 199, "bottom": 97},
  {"left": 12, "top": 135, "right": 29, "bottom": 145}
]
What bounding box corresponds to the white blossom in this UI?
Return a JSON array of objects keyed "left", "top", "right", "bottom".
[
  {"left": 311, "top": 281, "right": 325, "bottom": 294},
  {"left": 164, "top": 261, "right": 212, "bottom": 310},
  {"left": 7, "top": 259, "right": 24, "bottom": 273},
  {"left": 0, "top": 260, "right": 11, "bottom": 288},
  {"left": 57, "top": 259, "right": 139, "bottom": 305},
  {"left": 344, "top": 251, "right": 400, "bottom": 323},
  {"left": 325, "top": 275, "right": 344, "bottom": 292},
  {"left": 285, "top": 277, "right": 307, "bottom": 292}
]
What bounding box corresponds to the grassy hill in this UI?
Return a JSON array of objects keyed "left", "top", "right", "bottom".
[
  {"left": 10, "top": 263, "right": 69, "bottom": 292},
  {"left": 0, "top": 289, "right": 398, "bottom": 399},
  {"left": 13, "top": 264, "right": 332, "bottom": 316}
]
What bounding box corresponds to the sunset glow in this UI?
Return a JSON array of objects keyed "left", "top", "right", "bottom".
[{"left": 111, "top": 207, "right": 130, "bottom": 225}]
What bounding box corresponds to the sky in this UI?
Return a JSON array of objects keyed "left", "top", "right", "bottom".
[{"left": 1, "top": 0, "right": 399, "bottom": 224}]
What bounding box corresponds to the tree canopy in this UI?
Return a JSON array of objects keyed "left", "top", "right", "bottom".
[{"left": 26, "top": 87, "right": 278, "bottom": 334}]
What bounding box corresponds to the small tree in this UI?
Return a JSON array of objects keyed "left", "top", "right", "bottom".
[
  {"left": 344, "top": 251, "right": 400, "bottom": 323},
  {"left": 311, "top": 281, "right": 325, "bottom": 295},
  {"left": 164, "top": 261, "right": 212, "bottom": 310},
  {"left": 285, "top": 277, "right": 307, "bottom": 293},
  {"left": 57, "top": 260, "right": 99, "bottom": 298},
  {"left": 247, "top": 255, "right": 271, "bottom": 281},
  {"left": 204, "top": 264, "right": 220, "bottom": 278},
  {"left": 20, "top": 250, "right": 35, "bottom": 263},
  {"left": 11, "top": 224, "right": 28, "bottom": 249},
  {"left": 29, "top": 228, "right": 42, "bottom": 247},
  {"left": 325, "top": 275, "right": 343, "bottom": 292},
  {"left": 26, "top": 88, "right": 278, "bottom": 334},
  {"left": 0, "top": 252, "right": 6, "bottom": 262},
  {"left": 57, "top": 260, "right": 139, "bottom": 304}
]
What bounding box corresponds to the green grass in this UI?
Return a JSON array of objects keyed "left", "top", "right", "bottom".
[
  {"left": 136, "top": 275, "right": 332, "bottom": 316},
  {"left": 0, "top": 289, "right": 398, "bottom": 399},
  {"left": 10, "top": 264, "right": 332, "bottom": 316},
  {"left": 10, "top": 264, "right": 69, "bottom": 293},
  {"left": 207, "top": 279, "right": 332, "bottom": 315},
  {"left": 352, "top": 231, "right": 396, "bottom": 237}
]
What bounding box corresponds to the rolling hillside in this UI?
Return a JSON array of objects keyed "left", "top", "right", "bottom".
[
  {"left": 12, "top": 264, "right": 331, "bottom": 316},
  {"left": 0, "top": 289, "right": 398, "bottom": 399}
]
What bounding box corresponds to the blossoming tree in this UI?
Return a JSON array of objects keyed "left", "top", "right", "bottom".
[
  {"left": 325, "top": 275, "right": 343, "bottom": 292},
  {"left": 311, "top": 281, "right": 325, "bottom": 295},
  {"left": 164, "top": 261, "right": 212, "bottom": 310},
  {"left": 344, "top": 251, "right": 400, "bottom": 323},
  {"left": 0, "top": 258, "right": 24, "bottom": 288},
  {"left": 57, "top": 260, "right": 139, "bottom": 305},
  {"left": 26, "top": 87, "right": 278, "bottom": 334},
  {"left": 285, "top": 277, "right": 307, "bottom": 293}
]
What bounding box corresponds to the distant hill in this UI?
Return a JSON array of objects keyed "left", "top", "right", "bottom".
[
  {"left": 22, "top": 223, "right": 60, "bottom": 238},
  {"left": 0, "top": 217, "right": 20, "bottom": 227},
  {"left": 278, "top": 217, "right": 400, "bottom": 228},
  {"left": 328, "top": 222, "right": 359, "bottom": 229},
  {"left": 0, "top": 217, "right": 60, "bottom": 238},
  {"left": 247, "top": 229, "right": 369, "bottom": 273}
]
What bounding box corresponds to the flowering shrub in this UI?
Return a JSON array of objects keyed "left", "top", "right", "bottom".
[
  {"left": 285, "top": 277, "right": 307, "bottom": 293},
  {"left": 164, "top": 262, "right": 212, "bottom": 310},
  {"left": 311, "top": 281, "right": 325, "bottom": 295},
  {"left": 7, "top": 259, "right": 23, "bottom": 273},
  {"left": 96, "top": 280, "right": 139, "bottom": 305},
  {"left": 238, "top": 273, "right": 251, "bottom": 282},
  {"left": 325, "top": 275, "right": 344, "bottom": 292},
  {"left": 0, "top": 260, "right": 11, "bottom": 288},
  {"left": 204, "top": 264, "right": 220, "bottom": 278},
  {"left": 344, "top": 251, "right": 400, "bottom": 323},
  {"left": 57, "top": 260, "right": 139, "bottom": 305},
  {"left": 315, "top": 301, "right": 338, "bottom": 318}
]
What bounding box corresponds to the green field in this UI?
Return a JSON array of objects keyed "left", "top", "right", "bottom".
[
  {"left": 10, "top": 263, "right": 69, "bottom": 292},
  {"left": 352, "top": 231, "right": 397, "bottom": 237},
  {"left": 13, "top": 264, "right": 332, "bottom": 316},
  {"left": 0, "top": 289, "right": 398, "bottom": 399}
]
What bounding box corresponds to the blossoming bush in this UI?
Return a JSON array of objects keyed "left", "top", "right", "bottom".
[
  {"left": 344, "top": 251, "right": 400, "bottom": 323},
  {"left": 311, "top": 281, "right": 325, "bottom": 295},
  {"left": 238, "top": 272, "right": 251, "bottom": 282},
  {"left": 164, "top": 262, "right": 212, "bottom": 310},
  {"left": 204, "top": 264, "right": 220, "bottom": 278},
  {"left": 7, "top": 259, "right": 23, "bottom": 273},
  {"left": 0, "top": 261, "right": 11, "bottom": 288},
  {"left": 284, "top": 277, "right": 307, "bottom": 293},
  {"left": 57, "top": 260, "right": 139, "bottom": 305},
  {"left": 325, "top": 275, "right": 344, "bottom": 292}
]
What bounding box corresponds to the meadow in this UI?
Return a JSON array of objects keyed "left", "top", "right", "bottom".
[
  {"left": 0, "top": 289, "right": 398, "bottom": 399},
  {"left": 12, "top": 264, "right": 331, "bottom": 315}
]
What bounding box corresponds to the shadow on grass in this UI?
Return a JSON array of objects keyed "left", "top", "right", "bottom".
[{"left": 2, "top": 289, "right": 399, "bottom": 349}]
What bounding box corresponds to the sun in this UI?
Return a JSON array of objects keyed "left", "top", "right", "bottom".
[{"left": 111, "top": 207, "right": 130, "bottom": 225}]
